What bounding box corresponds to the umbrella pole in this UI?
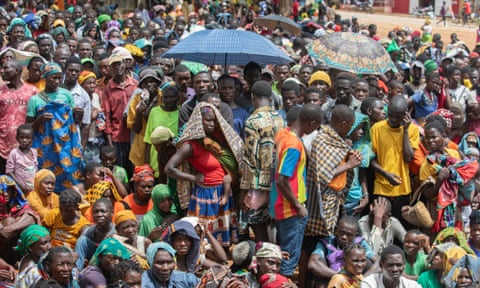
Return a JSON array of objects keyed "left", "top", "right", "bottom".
[{"left": 224, "top": 54, "right": 228, "bottom": 74}]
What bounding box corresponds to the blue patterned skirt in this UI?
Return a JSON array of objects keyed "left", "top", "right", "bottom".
[{"left": 187, "top": 184, "right": 238, "bottom": 246}]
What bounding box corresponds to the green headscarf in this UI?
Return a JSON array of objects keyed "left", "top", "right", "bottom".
[
  {"left": 52, "top": 26, "right": 69, "bottom": 39},
  {"left": 347, "top": 112, "right": 373, "bottom": 168},
  {"left": 89, "top": 238, "right": 130, "bottom": 266},
  {"left": 15, "top": 224, "right": 50, "bottom": 256},
  {"left": 97, "top": 14, "right": 112, "bottom": 26},
  {"left": 138, "top": 184, "right": 177, "bottom": 238},
  {"left": 433, "top": 227, "right": 475, "bottom": 255}
]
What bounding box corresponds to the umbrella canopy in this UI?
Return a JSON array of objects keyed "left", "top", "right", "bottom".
[
  {"left": 161, "top": 29, "right": 292, "bottom": 66},
  {"left": 307, "top": 32, "right": 397, "bottom": 75},
  {"left": 255, "top": 14, "right": 302, "bottom": 35}
]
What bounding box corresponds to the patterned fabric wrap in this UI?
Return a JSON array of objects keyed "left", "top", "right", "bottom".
[
  {"left": 32, "top": 102, "right": 84, "bottom": 192},
  {"left": 305, "top": 125, "right": 353, "bottom": 237},
  {"left": 176, "top": 102, "right": 243, "bottom": 209},
  {"left": 426, "top": 153, "right": 478, "bottom": 232},
  {"left": 444, "top": 255, "right": 480, "bottom": 288},
  {"left": 85, "top": 180, "right": 122, "bottom": 205}
]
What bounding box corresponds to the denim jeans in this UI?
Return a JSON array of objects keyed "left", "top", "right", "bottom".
[
  {"left": 75, "top": 235, "right": 96, "bottom": 269},
  {"left": 276, "top": 214, "right": 308, "bottom": 276}
]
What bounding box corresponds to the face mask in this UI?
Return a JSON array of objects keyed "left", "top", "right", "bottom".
[{"left": 211, "top": 71, "right": 222, "bottom": 81}]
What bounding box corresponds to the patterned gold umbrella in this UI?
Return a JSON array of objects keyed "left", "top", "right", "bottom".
[{"left": 307, "top": 32, "right": 397, "bottom": 75}]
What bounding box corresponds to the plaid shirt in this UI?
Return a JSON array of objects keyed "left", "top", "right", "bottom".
[
  {"left": 305, "top": 125, "right": 353, "bottom": 237},
  {"left": 240, "top": 106, "right": 285, "bottom": 191}
]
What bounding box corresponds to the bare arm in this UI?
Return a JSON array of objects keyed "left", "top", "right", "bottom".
[
  {"left": 308, "top": 254, "right": 336, "bottom": 279},
  {"left": 164, "top": 143, "right": 196, "bottom": 182}
]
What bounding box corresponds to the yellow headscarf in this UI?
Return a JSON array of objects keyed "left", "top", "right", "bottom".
[
  {"left": 114, "top": 209, "right": 137, "bottom": 226},
  {"left": 85, "top": 180, "right": 122, "bottom": 205},
  {"left": 33, "top": 169, "right": 55, "bottom": 194}
]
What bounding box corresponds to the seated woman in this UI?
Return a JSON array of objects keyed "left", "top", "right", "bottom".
[
  {"left": 35, "top": 246, "right": 79, "bottom": 288},
  {"left": 164, "top": 219, "right": 228, "bottom": 273},
  {"left": 15, "top": 224, "right": 51, "bottom": 287},
  {"left": 142, "top": 242, "right": 198, "bottom": 287},
  {"left": 114, "top": 210, "right": 151, "bottom": 269},
  {"left": 165, "top": 102, "right": 243, "bottom": 247},
  {"left": 79, "top": 238, "right": 131, "bottom": 287},
  {"left": 27, "top": 169, "right": 58, "bottom": 222},
  {"left": 78, "top": 162, "right": 128, "bottom": 198},
  {"left": 120, "top": 165, "right": 154, "bottom": 222},
  {"left": 418, "top": 243, "right": 468, "bottom": 288},
  {"left": 0, "top": 175, "right": 39, "bottom": 263},
  {"left": 444, "top": 254, "right": 480, "bottom": 288},
  {"left": 75, "top": 199, "right": 116, "bottom": 269},
  {"left": 327, "top": 244, "right": 367, "bottom": 288},
  {"left": 43, "top": 188, "right": 90, "bottom": 248},
  {"left": 138, "top": 184, "right": 178, "bottom": 240}
]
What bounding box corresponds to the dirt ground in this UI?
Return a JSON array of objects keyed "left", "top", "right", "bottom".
[{"left": 334, "top": 9, "right": 478, "bottom": 49}]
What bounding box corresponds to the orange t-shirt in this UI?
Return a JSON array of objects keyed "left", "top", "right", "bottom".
[{"left": 120, "top": 194, "right": 153, "bottom": 223}]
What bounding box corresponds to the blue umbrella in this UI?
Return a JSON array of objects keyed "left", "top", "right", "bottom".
[{"left": 161, "top": 29, "right": 292, "bottom": 66}]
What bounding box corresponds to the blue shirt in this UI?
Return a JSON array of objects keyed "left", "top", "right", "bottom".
[
  {"left": 411, "top": 89, "right": 438, "bottom": 120},
  {"left": 142, "top": 270, "right": 198, "bottom": 288}
]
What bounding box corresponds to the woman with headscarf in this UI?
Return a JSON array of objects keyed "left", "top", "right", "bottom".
[
  {"left": 15, "top": 224, "right": 51, "bottom": 287},
  {"left": 26, "top": 62, "right": 84, "bottom": 192},
  {"left": 0, "top": 175, "right": 39, "bottom": 262},
  {"left": 166, "top": 102, "right": 243, "bottom": 247},
  {"left": 51, "top": 26, "right": 69, "bottom": 44},
  {"left": 142, "top": 242, "right": 198, "bottom": 287},
  {"left": 35, "top": 246, "right": 79, "bottom": 288},
  {"left": 27, "top": 169, "right": 58, "bottom": 221},
  {"left": 418, "top": 243, "right": 468, "bottom": 288},
  {"left": 138, "top": 184, "right": 177, "bottom": 239},
  {"left": 79, "top": 238, "right": 130, "bottom": 287},
  {"left": 120, "top": 165, "right": 154, "bottom": 222},
  {"left": 7, "top": 18, "right": 31, "bottom": 46},
  {"left": 114, "top": 210, "right": 151, "bottom": 270},
  {"left": 444, "top": 254, "right": 480, "bottom": 287},
  {"left": 433, "top": 227, "right": 475, "bottom": 255},
  {"left": 344, "top": 112, "right": 372, "bottom": 217},
  {"left": 458, "top": 132, "right": 480, "bottom": 157}
]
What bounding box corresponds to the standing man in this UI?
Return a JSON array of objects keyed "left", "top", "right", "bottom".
[
  {"left": 370, "top": 96, "right": 419, "bottom": 225},
  {"left": 63, "top": 56, "right": 91, "bottom": 147},
  {"left": 272, "top": 64, "right": 290, "bottom": 96},
  {"left": 103, "top": 54, "right": 138, "bottom": 176},
  {"left": 240, "top": 80, "right": 285, "bottom": 242},
  {"left": 172, "top": 64, "right": 194, "bottom": 106},
  {"left": 270, "top": 104, "right": 323, "bottom": 278},
  {"left": 0, "top": 60, "right": 38, "bottom": 173}
]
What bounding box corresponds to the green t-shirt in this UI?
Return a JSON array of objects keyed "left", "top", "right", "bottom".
[
  {"left": 417, "top": 270, "right": 442, "bottom": 288},
  {"left": 26, "top": 88, "right": 74, "bottom": 118},
  {"left": 404, "top": 252, "right": 427, "bottom": 276},
  {"left": 144, "top": 106, "right": 179, "bottom": 177},
  {"left": 113, "top": 165, "right": 129, "bottom": 185}
]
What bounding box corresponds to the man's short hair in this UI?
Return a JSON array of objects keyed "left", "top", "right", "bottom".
[{"left": 251, "top": 80, "right": 272, "bottom": 99}]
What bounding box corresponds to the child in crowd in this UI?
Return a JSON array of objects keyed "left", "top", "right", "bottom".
[
  {"left": 100, "top": 146, "right": 129, "bottom": 190},
  {"left": 403, "top": 230, "right": 430, "bottom": 280},
  {"left": 6, "top": 124, "right": 38, "bottom": 194}
]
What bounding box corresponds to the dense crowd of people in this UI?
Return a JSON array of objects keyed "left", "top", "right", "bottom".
[{"left": 2, "top": 0, "right": 480, "bottom": 287}]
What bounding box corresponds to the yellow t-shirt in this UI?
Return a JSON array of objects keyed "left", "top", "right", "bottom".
[
  {"left": 43, "top": 208, "right": 90, "bottom": 248},
  {"left": 371, "top": 120, "right": 420, "bottom": 197},
  {"left": 126, "top": 92, "right": 147, "bottom": 167}
]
